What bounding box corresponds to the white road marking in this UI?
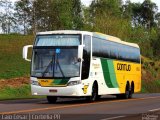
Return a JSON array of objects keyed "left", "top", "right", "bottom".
[
  {"left": 101, "top": 116, "right": 125, "bottom": 120},
  {"left": 149, "top": 108, "right": 160, "bottom": 112}
]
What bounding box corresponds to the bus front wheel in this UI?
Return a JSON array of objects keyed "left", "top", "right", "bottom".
[
  {"left": 47, "top": 96, "right": 57, "bottom": 103},
  {"left": 86, "top": 82, "right": 98, "bottom": 102}
]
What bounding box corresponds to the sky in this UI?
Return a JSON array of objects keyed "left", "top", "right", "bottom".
[{"left": 81, "top": 0, "right": 160, "bottom": 11}]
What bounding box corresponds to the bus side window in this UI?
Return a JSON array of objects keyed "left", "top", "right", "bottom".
[{"left": 82, "top": 35, "right": 91, "bottom": 80}]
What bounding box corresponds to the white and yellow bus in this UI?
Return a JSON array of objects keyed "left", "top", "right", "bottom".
[{"left": 23, "top": 30, "right": 141, "bottom": 103}]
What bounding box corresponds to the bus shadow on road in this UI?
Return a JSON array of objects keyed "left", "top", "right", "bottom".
[
  {"left": 41, "top": 95, "right": 121, "bottom": 105},
  {"left": 0, "top": 95, "right": 133, "bottom": 104}
]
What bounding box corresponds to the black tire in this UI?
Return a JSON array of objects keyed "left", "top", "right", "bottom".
[
  {"left": 86, "top": 83, "right": 98, "bottom": 102},
  {"left": 47, "top": 96, "right": 57, "bottom": 104},
  {"left": 116, "top": 84, "right": 130, "bottom": 99},
  {"left": 124, "top": 84, "right": 130, "bottom": 99},
  {"left": 116, "top": 94, "right": 122, "bottom": 99},
  {"left": 129, "top": 84, "right": 134, "bottom": 99},
  {"left": 97, "top": 95, "right": 101, "bottom": 100},
  {"left": 129, "top": 90, "right": 133, "bottom": 98}
]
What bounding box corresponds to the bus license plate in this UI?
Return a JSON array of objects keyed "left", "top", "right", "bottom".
[{"left": 49, "top": 89, "right": 57, "bottom": 93}]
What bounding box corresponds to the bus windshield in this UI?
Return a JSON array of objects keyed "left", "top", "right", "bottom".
[{"left": 31, "top": 48, "right": 80, "bottom": 78}]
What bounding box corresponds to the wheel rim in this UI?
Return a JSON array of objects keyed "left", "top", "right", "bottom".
[
  {"left": 125, "top": 85, "right": 130, "bottom": 99},
  {"left": 129, "top": 86, "right": 133, "bottom": 98},
  {"left": 126, "top": 90, "right": 129, "bottom": 98}
]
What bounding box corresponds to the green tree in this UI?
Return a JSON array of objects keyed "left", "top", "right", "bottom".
[
  {"left": 150, "top": 28, "right": 160, "bottom": 59},
  {"left": 155, "top": 12, "right": 160, "bottom": 28},
  {"left": 14, "top": 0, "right": 32, "bottom": 35},
  {"left": 31, "top": 0, "right": 83, "bottom": 32},
  {"left": 141, "top": 0, "right": 158, "bottom": 29},
  {"left": 128, "top": 2, "right": 142, "bottom": 27},
  {"left": 0, "top": 0, "right": 14, "bottom": 34},
  {"left": 33, "top": 0, "right": 53, "bottom": 31},
  {"left": 57, "top": 0, "right": 83, "bottom": 30},
  {"left": 88, "top": 0, "right": 131, "bottom": 39},
  {"left": 123, "top": 0, "right": 158, "bottom": 29},
  {"left": 123, "top": 0, "right": 133, "bottom": 20},
  {"left": 72, "top": 0, "right": 83, "bottom": 29}
]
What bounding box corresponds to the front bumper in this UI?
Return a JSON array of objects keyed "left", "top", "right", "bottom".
[{"left": 31, "top": 84, "right": 86, "bottom": 97}]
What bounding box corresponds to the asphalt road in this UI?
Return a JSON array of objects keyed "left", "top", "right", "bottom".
[{"left": 0, "top": 93, "right": 159, "bottom": 120}]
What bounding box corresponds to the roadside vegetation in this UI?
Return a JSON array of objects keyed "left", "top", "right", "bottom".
[
  {"left": 0, "top": 85, "right": 31, "bottom": 100},
  {"left": 141, "top": 56, "right": 160, "bottom": 93},
  {"left": 0, "top": 77, "right": 43, "bottom": 100},
  {"left": 0, "top": 34, "right": 33, "bottom": 79},
  {"left": 0, "top": 85, "right": 44, "bottom": 100}
]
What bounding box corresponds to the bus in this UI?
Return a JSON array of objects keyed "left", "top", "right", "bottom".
[{"left": 23, "top": 30, "right": 141, "bottom": 103}]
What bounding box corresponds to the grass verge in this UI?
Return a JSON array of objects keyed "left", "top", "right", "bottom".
[
  {"left": 141, "top": 79, "right": 160, "bottom": 93},
  {"left": 0, "top": 34, "right": 34, "bottom": 79},
  {"left": 0, "top": 85, "right": 44, "bottom": 100}
]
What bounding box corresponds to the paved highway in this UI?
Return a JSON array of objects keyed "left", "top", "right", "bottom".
[{"left": 0, "top": 93, "right": 159, "bottom": 120}]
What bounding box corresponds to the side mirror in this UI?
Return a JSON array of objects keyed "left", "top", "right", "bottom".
[
  {"left": 23, "top": 45, "right": 33, "bottom": 62},
  {"left": 78, "top": 45, "right": 85, "bottom": 60},
  {"left": 77, "top": 58, "right": 81, "bottom": 62}
]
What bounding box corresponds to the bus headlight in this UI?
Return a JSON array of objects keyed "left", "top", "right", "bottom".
[
  {"left": 67, "top": 80, "right": 81, "bottom": 86},
  {"left": 31, "top": 80, "right": 40, "bottom": 86}
]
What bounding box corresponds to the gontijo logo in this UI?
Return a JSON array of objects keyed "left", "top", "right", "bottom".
[{"left": 117, "top": 63, "right": 131, "bottom": 71}]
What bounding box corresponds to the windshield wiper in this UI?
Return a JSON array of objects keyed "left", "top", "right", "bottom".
[
  {"left": 54, "top": 54, "right": 65, "bottom": 78},
  {"left": 56, "top": 57, "right": 65, "bottom": 77},
  {"left": 42, "top": 53, "right": 65, "bottom": 78},
  {"left": 42, "top": 54, "right": 55, "bottom": 77}
]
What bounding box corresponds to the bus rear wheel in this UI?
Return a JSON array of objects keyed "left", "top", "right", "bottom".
[
  {"left": 47, "top": 96, "right": 57, "bottom": 103},
  {"left": 116, "top": 83, "right": 130, "bottom": 99},
  {"left": 129, "top": 83, "right": 134, "bottom": 98},
  {"left": 124, "top": 84, "right": 130, "bottom": 99}
]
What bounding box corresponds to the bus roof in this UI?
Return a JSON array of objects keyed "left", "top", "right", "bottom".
[
  {"left": 93, "top": 32, "right": 139, "bottom": 48},
  {"left": 37, "top": 30, "right": 139, "bottom": 48},
  {"left": 37, "top": 30, "right": 92, "bottom": 36}
]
